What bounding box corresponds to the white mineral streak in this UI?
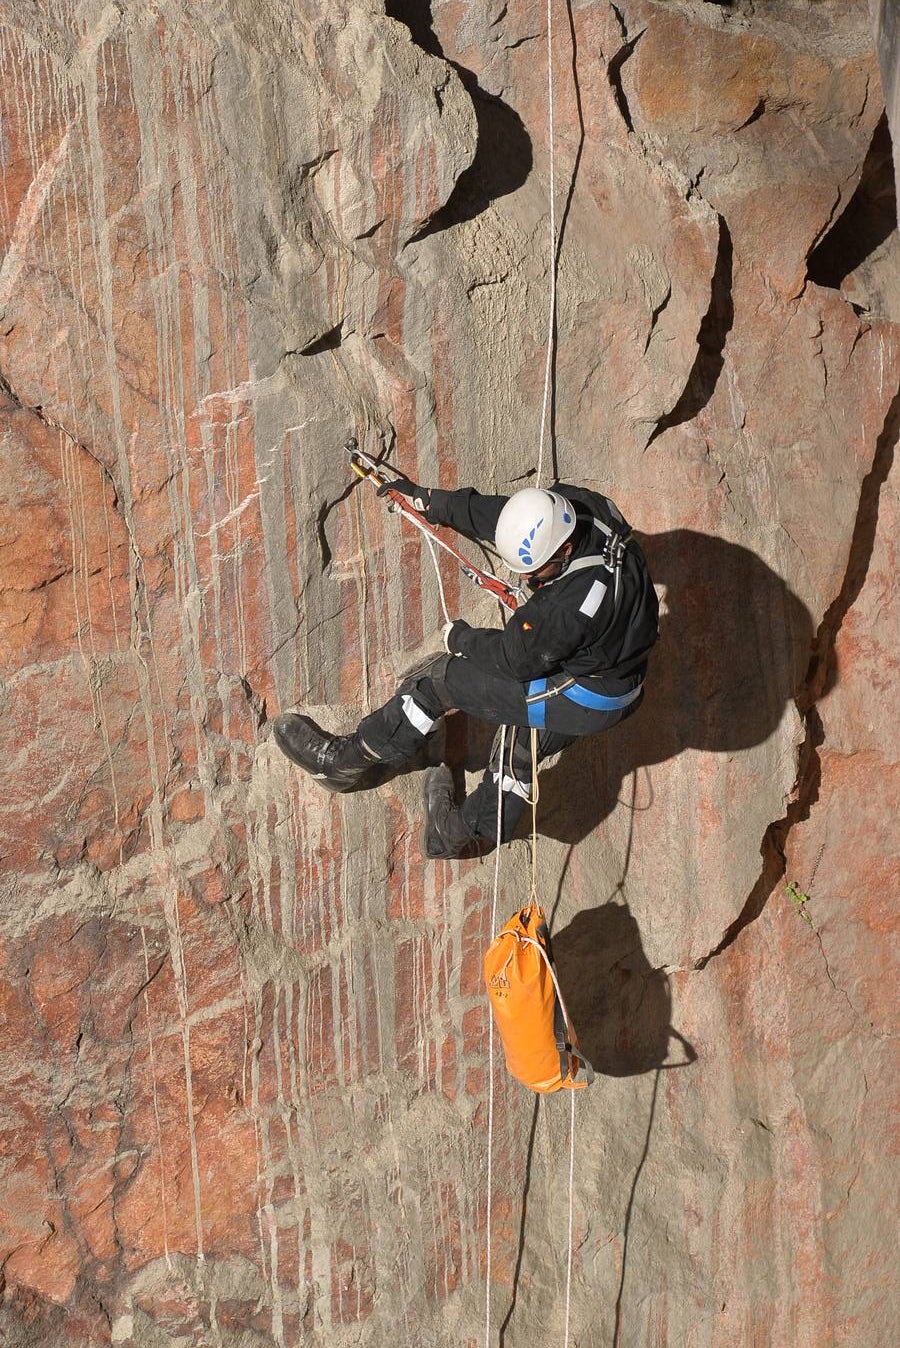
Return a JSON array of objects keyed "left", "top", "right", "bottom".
[
  {"left": 0, "top": 126, "right": 71, "bottom": 307},
  {"left": 0, "top": 0, "right": 897, "bottom": 1344}
]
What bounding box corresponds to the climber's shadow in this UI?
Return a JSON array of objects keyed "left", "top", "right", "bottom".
[
  {"left": 536, "top": 528, "right": 816, "bottom": 844},
  {"left": 551, "top": 899, "right": 695, "bottom": 1076}
]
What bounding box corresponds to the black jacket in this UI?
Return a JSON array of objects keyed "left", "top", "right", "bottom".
[{"left": 425, "top": 483, "right": 658, "bottom": 688}]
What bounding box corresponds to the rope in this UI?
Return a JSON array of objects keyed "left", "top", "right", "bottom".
[
  {"left": 537, "top": 14, "right": 579, "bottom": 1338},
  {"left": 528, "top": 721, "right": 578, "bottom": 1347},
  {"left": 385, "top": 489, "right": 515, "bottom": 608},
  {"left": 533, "top": 13, "right": 584, "bottom": 1315},
  {"left": 536, "top": 0, "right": 558, "bottom": 490},
  {"left": 564, "top": 1089, "right": 576, "bottom": 1348},
  {"left": 529, "top": 727, "right": 541, "bottom": 904},
  {"left": 354, "top": 485, "right": 372, "bottom": 711},
  {"left": 484, "top": 724, "right": 507, "bottom": 1348},
  {"left": 389, "top": 463, "right": 500, "bottom": 1340},
  {"left": 517, "top": 934, "right": 580, "bottom": 1347},
  {"left": 422, "top": 530, "right": 451, "bottom": 624}
]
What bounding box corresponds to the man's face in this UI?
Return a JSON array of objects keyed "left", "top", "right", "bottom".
[{"left": 524, "top": 541, "right": 574, "bottom": 590}]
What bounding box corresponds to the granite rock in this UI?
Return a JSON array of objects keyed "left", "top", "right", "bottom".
[{"left": 0, "top": 2, "right": 897, "bottom": 1344}]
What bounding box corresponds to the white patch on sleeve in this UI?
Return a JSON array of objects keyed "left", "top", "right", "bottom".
[
  {"left": 401, "top": 694, "right": 436, "bottom": 736},
  {"left": 579, "top": 578, "right": 608, "bottom": 617}
]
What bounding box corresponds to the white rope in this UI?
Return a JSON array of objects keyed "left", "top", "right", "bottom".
[
  {"left": 518, "top": 935, "right": 580, "bottom": 1347},
  {"left": 409, "top": 481, "right": 501, "bottom": 1347},
  {"left": 489, "top": 10, "right": 563, "bottom": 1334},
  {"left": 393, "top": 500, "right": 510, "bottom": 599},
  {"left": 564, "top": 1088, "right": 576, "bottom": 1348},
  {"left": 541, "top": 8, "right": 579, "bottom": 1338},
  {"left": 518, "top": 938, "right": 578, "bottom": 1054},
  {"left": 484, "top": 723, "right": 507, "bottom": 1348},
  {"left": 536, "top": 0, "right": 558, "bottom": 490},
  {"left": 422, "top": 529, "right": 451, "bottom": 624}
]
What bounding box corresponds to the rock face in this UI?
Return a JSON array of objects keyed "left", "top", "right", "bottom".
[{"left": 0, "top": 2, "right": 897, "bottom": 1345}]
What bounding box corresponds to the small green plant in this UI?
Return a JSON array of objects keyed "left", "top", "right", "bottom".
[{"left": 786, "top": 880, "right": 813, "bottom": 926}]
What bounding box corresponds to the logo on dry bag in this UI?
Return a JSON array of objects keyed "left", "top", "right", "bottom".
[{"left": 489, "top": 969, "right": 510, "bottom": 999}]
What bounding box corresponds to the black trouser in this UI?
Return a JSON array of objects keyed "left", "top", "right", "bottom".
[{"left": 356, "top": 654, "right": 642, "bottom": 843}]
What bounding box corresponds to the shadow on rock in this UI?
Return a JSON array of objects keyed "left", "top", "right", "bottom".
[
  {"left": 537, "top": 529, "right": 815, "bottom": 844},
  {"left": 385, "top": 0, "right": 532, "bottom": 238},
  {"left": 551, "top": 899, "right": 696, "bottom": 1077},
  {"left": 497, "top": 900, "right": 693, "bottom": 1346}
]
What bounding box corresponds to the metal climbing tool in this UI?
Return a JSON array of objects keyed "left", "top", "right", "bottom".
[{"left": 345, "top": 440, "right": 523, "bottom": 612}]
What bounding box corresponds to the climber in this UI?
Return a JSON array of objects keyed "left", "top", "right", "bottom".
[{"left": 272, "top": 476, "right": 659, "bottom": 859}]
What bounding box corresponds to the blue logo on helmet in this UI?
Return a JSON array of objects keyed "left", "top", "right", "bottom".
[{"left": 518, "top": 517, "right": 544, "bottom": 567}]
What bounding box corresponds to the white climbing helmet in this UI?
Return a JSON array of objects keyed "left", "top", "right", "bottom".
[{"left": 494, "top": 488, "right": 577, "bottom": 573}]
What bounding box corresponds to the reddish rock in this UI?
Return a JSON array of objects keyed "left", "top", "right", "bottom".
[{"left": 0, "top": 2, "right": 897, "bottom": 1346}]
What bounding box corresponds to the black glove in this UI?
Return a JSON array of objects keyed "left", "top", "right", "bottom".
[{"left": 377, "top": 473, "right": 431, "bottom": 514}]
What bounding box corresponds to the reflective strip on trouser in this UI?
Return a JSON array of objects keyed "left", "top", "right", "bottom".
[
  {"left": 356, "top": 677, "right": 447, "bottom": 764},
  {"left": 492, "top": 770, "right": 532, "bottom": 799},
  {"left": 401, "top": 694, "right": 437, "bottom": 735},
  {"left": 464, "top": 723, "right": 574, "bottom": 841}
]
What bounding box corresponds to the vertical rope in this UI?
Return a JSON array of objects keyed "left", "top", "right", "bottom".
[
  {"left": 353, "top": 486, "right": 372, "bottom": 712},
  {"left": 536, "top": 0, "right": 557, "bottom": 490},
  {"left": 563, "top": 1087, "right": 576, "bottom": 1347},
  {"left": 489, "top": 10, "right": 565, "bottom": 1337},
  {"left": 528, "top": 721, "right": 577, "bottom": 1348},
  {"left": 484, "top": 724, "right": 508, "bottom": 1348},
  {"left": 529, "top": 727, "right": 540, "bottom": 904},
  {"left": 414, "top": 488, "right": 502, "bottom": 1346}
]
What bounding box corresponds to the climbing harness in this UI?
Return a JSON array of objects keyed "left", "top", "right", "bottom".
[
  {"left": 541, "top": 518, "right": 634, "bottom": 602},
  {"left": 523, "top": 511, "right": 642, "bottom": 725},
  {"left": 346, "top": 441, "right": 524, "bottom": 612},
  {"left": 525, "top": 674, "right": 643, "bottom": 728}
]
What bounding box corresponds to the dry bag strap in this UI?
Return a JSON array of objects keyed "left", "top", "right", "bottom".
[{"left": 520, "top": 937, "right": 595, "bottom": 1086}]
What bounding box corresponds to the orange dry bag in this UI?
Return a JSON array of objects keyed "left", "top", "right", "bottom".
[{"left": 484, "top": 904, "right": 594, "bottom": 1093}]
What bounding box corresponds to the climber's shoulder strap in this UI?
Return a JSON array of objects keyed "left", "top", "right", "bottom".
[{"left": 561, "top": 552, "right": 614, "bottom": 577}]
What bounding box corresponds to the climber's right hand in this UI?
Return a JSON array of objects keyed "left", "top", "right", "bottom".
[{"left": 377, "top": 474, "right": 431, "bottom": 514}]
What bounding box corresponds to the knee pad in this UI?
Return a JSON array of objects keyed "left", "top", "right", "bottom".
[{"left": 397, "top": 651, "right": 456, "bottom": 711}]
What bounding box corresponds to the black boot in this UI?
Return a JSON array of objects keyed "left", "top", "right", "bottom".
[
  {"left": 422, "top": 765, "right": 489, "bottom": 860},
  {"left": 272, "top": 713, "right": 379, "bottom": 792}
]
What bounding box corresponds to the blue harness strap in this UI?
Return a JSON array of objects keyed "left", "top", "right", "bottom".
[
  {"left": 526, "top": 676, "right": 642, "bottom": 725},
  {"left": 526, "top": 678, "right": 548, "bottom": 728},
  {"left": 562, "top": 681, "right": 643, "bottom": 711}
]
